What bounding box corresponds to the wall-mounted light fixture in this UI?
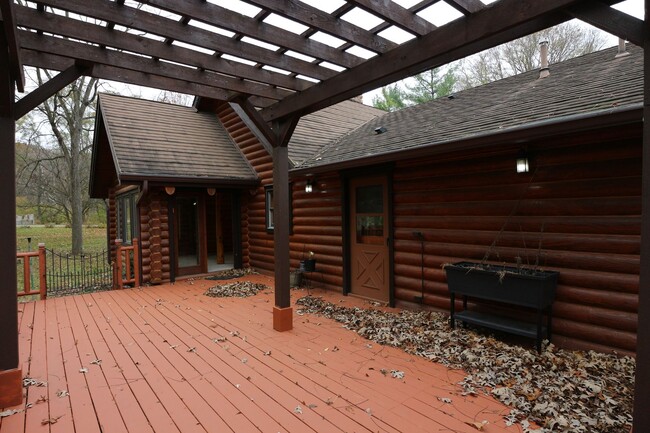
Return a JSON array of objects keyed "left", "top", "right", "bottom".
[
  {"left": 305, "top": 179, "right": 313, "bottom": 193},
  {"left": 516, "top": 149, "right": 530, "bottom": 173}
]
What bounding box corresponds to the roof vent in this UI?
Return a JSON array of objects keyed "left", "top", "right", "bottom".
[
  {"left": 374, "top": 126, "right": 387, "bottom": 134},
  {"left": 447, "top": 94, "right": 456, "bottom": 100},
  {"left": 539, "top": 41, "right": 550, "bottom": 79},
  {"left": 616, "top": 38, "right": 630, "bottom": 58}
]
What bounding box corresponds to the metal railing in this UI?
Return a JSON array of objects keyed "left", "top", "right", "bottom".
[{"left": 16, "top": 239, "right": 140, "bottom": 300}]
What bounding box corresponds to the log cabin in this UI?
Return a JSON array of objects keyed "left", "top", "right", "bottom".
[
  {"left": 91, "top": 43, "right": 643, "bottom": 355},
  {"left": 90, "top": 93, "right": 383, "bottom": 282}
]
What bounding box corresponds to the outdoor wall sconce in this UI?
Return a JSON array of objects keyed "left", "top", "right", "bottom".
[
  {"left": 305, "top": 179, "right": 313, "bottom": 193},
  {"left": 516, "top": 150, "right": 530, "bottom": 173},
  {"left": 165, "top": 186, "right": 176, "bottom": 195},
  {"left": 207, "top": 188, "right": 216, "bottom": 196}
]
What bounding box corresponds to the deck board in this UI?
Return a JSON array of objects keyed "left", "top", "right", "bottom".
[{"left": 2, "top": 276, "right": 523, "bottom": 433}]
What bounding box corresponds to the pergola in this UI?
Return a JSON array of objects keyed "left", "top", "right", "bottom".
[{"left": 0, "top": 0, "right": 648, "bottom": 430}]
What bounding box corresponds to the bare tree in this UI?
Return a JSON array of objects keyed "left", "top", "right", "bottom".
[
  {"left": 157, "top": 90, "right": 194, "bottom": 106},
  {"left": 18, "top": 72, "right": 99, "bottom": 253},
  {"left": 457, "top": 22, "right": 607, "bottom": 89}
]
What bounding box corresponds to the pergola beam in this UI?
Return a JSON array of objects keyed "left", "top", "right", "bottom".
[
  {"left": 18, "top": 31, "right": 292, "bottom": 101},
  {"left": 259, "top": 0, "right": 597, "bottom": 121},
  {"left": 15, "top": 5, "right": 313, "bottom": 93},
  {"left": 30, "top": 0, "right": 335, "bottom": 82},
  {"left": 245, "top": 0, "right": 396, "bottom": 53},
  {"left": 13, "top": 63, "right": 86, "bottom": 120},
  {"left": 140, "top": 0, "right": 364, "bottom": 70},
  {"left": 568, "top": 1, "right": 645, "bottom": 46},
  {"left": 346, "top": 0, "right": 435, "bottom": 36},
  {"left": 20, "top": 50, "right": 275, "bottom": 108},
  {"left": 0, "top": 0, "right": 24, "bottom": 92},
  {"left": 446, "top": 0, "right": 485, "bottom": 15}
]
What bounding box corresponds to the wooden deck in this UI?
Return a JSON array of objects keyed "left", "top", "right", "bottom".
[{"left": 1, "top": 275, "right": 523, "bottom": 433}]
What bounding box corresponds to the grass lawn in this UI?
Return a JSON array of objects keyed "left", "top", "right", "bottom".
[{"left": 16, "top": 226, "right": 107, "bottom": 253}]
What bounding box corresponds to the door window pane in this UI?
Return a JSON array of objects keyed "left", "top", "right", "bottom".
[
  {"left": 356, "top": 185, "right": 383, "bottom": 213},
  {"left": 355, "top": 184, "right": 384, "bottom": 244}
]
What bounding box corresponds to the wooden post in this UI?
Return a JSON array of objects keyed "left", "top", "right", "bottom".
[
  {"left": 38, "top": 243, "right": 47, "bottom": 300},
  {"left": 0, "top": 27, "right": 21, "bottom": 408},
  {"left": 115, "top": 239, "right": 123, "bottom": 289},
  {"left": 133, "top": 238, "right": 140, "bottom": 287},
  {"left": 634, "top": 3, "right": 650, "bottom": 431},
  {"left": 23, "top": 253, "right": 31, "bottom": 294},
  {"left": 216, "top": 194, "right": 224, "bottom": 264},
  {"left": 272, "top": 144, "right": 292, "bottom": 331}
]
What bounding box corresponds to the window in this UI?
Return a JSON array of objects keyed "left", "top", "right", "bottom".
[
  {"left": 265, "top": 186, "right": 274, "bottom": 231},
  {"left": 265, "top": 185, "right": 293, "bottom": 233},
  {"left": 116, "top": 190, "right": 138, "bottom": 244}
]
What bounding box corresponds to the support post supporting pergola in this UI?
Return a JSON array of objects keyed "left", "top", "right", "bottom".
[
  {"left": 229, "top": 98, "right": 298, "bottom": 331},
  {"left": 0, "top": 29, "right": 21, "bottom": 408},
  {"left": 634, "top": 2, "right": 650, "bottom": 431},
  {"left": 272, "top": 143, "right": 293, "bottom": 330}
]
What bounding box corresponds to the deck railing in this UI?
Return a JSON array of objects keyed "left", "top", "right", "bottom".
[
  {"left": 16, "top": 243, "right": 47, "bottom": 300},
  {"left": 114, "top": 238, "right": 140, "bottom": 289},
  {"left": 16, "top": 239, "right": 140, "bottom": 299}
]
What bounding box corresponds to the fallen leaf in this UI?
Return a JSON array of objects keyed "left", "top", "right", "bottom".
[
  {"left": 41, "top": 415, "right": 63, "bottom": 425},
  {"left": 465, "top": 420, "right": 488, "bottom": 430}
]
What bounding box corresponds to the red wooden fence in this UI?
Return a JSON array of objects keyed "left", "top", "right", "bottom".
[
  {"left": 114, "top": 238, "right": 140, "bottom": 289},
  {"left": 16, "top": 243, "right": 47, "bottom": 300}
]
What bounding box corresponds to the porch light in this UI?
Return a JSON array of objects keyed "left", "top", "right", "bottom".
[
  {"left": 305, "top": 179, "right": 313, "bottom": 193},
  {"left": 516, "top": 150, "right": 529, "bottom": 173}
]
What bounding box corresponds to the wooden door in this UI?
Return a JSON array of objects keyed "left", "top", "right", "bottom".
[{"left": 349, "top": 176, "right": 390, "bottom": 302}]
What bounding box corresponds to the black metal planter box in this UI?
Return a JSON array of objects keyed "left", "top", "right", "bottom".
[{"left": 445, "top": 261, "right": 559, "bottom": 352}]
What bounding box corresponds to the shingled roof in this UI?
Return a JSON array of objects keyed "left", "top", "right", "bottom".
[
  {"left": 295, "top": 44, "right": 643, "bottom": 171},
  {"left": 91, "top": 93, "right": 259, "bottom": 194},
  {"left": 288, "top": 99, "right": 385, "bottom": 165}
]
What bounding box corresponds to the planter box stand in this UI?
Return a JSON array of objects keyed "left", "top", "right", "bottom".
[{"left": 446, "top": 262, "right": 559, "bottom": 353}]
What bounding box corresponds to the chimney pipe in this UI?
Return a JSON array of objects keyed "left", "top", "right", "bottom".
[
  {"left": 616, "top": 38, "right": 630, "bottom": 58},
  {"left": 539, "top": 41, "right": 550, "bottom": 79}
]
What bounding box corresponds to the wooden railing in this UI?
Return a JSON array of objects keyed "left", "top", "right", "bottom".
[
  {"left": 114, "top": 238, "right": 140, "bottom": 289},
  {"left": 16, "top": 243, "right": 47, "bottom": 300}
]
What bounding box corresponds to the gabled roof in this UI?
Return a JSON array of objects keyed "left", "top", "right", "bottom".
[
  {"left": 295, "top": 44, "right": 643, "bottom": 171},
  {"left": 90, "top": 93, "right": 259, "bottom": 197},
  {"left": 288, "top": 99, "right": 385, "bottom": 165}
]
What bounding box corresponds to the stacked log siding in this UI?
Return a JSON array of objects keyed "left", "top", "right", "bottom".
[
  {"left": 139, "top": 189, "right": 170, "bottom": 284},
  {"left": 391, "top": 128, "right": 641, "bottom": 355},
  {"left": 216, "top": 104, "right": 344, "bottom": 290}
]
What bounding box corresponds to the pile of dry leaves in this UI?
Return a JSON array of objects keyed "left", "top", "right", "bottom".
[
  {"left": 296, "top": 296, "right": 635, "bottom": 433},
  {"left": 204, "top": 281, "right": 269, "bottom": 298},
  {"left": 204, "top": 267, "right": 258, "bottom": 281}
]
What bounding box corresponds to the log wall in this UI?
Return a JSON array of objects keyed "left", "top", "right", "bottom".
[
  {"left": 217, "top": 100, "right": 641, "bottom": 354},
  {"left": 138, "top": 189, "right": 171, "bottom": 284},
  {"left": 392, "top": 127, "right": 641, "bottom": 355},
  {"left": 216, "top": 104, "right": 344, "bottom": 289}
]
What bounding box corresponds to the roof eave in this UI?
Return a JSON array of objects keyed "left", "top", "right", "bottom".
[
  {"left": 290, "top": 104, "right": 643, "bottom": 176},
  {"left": 119, "top": 174, "right": 260, "bottom": 188}
]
